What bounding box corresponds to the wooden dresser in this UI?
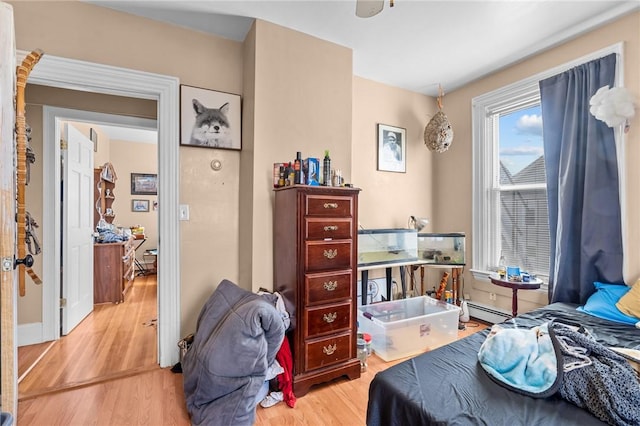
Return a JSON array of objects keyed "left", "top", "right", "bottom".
[
  {"left": 274, "top": 185, "right": 361, "bottom": 397},
  {"left": 94, "top": 237, "right": 135, "bottom": 304}
]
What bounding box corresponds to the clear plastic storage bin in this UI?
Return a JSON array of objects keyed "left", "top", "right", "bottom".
[{"left": 357, "top": 296, "right": 460, "bottom": 361}]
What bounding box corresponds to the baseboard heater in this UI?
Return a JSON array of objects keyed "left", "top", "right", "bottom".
[{"left": 466, "top": 302, "right": 511, "bottom": 324}]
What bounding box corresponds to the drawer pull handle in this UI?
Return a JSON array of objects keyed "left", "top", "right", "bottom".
[
  {"left": 323, "top": 312, "right": 337, "bottom": 323},
  {"left": 323, "top": 280, "right": 338, "bottom": 291},
  {"left": 323, "top": 203, "right": 338, "bottom": 209},
  {"left": 323, "top": 343, "right": 337, "bottom": 356},
  {"left": 323, "top": 249, "right": 337, "bottom": 259},
  {"left": 324, "top": 225, "right": 338, "bottom": 231}
]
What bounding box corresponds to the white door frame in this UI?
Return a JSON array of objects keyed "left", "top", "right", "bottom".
[
  {"left": 40, "top": 108, "right": 158, "bottom": 341},
  {"left": 20, "top": 50, "right": 181, "bottom": 368}
]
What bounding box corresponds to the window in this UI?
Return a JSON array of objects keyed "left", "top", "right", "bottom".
[
  {"left": 471, "top": 44, "right": 623, "bottom": 285},
  {"left": 472, "top": 84, "right": 549, "bottom": 283},
  {"left": 497, "top": 104, "right": 549, "bottom": 279}
]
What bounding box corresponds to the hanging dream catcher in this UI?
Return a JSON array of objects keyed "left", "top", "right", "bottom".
[{"left": 424, "top": 85, "right": 454, "bottom": 153}]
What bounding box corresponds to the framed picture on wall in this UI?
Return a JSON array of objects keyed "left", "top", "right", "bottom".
[
  {"left": 180, "top": 84, "right": 242, "bottom": 150},
  {"left": 377, "top": 123, "right": 406, "bottom": 173},
  {"left": 131, "top": 173, "right": 158, "bottom": 195},
  {"left": 132, "top": 199, "right": 150, "bottom": 212}
]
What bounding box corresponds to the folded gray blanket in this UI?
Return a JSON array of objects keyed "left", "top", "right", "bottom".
[{"left": 183, "top": 279, "right": 285, "bottom": 426}]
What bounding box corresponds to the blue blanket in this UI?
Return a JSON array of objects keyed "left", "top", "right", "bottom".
[
  {"left": 479, "top": 320, "right": 640, "bottom": 425},
  {"left": 478, "top": 322, "right": 562, "bottom": 397}
]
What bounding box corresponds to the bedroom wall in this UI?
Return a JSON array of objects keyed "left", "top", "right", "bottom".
[
  {"left": 13, "top": 1, "right": 635, "bottom": 335},
  {"left": 351, "top": 77, "right": 437, "bottom": 287},
  {"left": 10, "top": 1, "right": 244, "bottom": 335},
  {"left": 10, "top": 2, "right": 372, "bottom": 335},
  {"left": 352, "top": 77, "right": 436, "bottom": 230},
  {"left": 241, "top": 20, "right": 354, "bottom": 295},
  {"left": 439, "top": 11, "right": 640, "bottom": 314}
]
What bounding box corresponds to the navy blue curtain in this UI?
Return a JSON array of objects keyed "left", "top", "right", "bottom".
[{"left": 539, "top": 53, "right": 623, "bottom": 305}]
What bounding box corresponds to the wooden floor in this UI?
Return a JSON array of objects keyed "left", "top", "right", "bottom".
[
  {"left": 17, "top": 286, "right": 487, "bottom": 425},
  {"left": 18, "top": 274, "right": 158, "bottom": 400},
  {"left": 254, "top": 320, "right": 488, "bottom": 425}
]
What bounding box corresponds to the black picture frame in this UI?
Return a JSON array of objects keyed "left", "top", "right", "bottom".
[
  {"left": 131, "top": 173, "right": 158, "bottom": 195},
  {"left": 377, "top": 123, "right": 407, "bottom": 173},
  {"left": 180, "top": 84, "right": 242, "bottom": 150}
]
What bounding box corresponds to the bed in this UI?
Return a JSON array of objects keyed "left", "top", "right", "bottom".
[{"left": 367, "top": 302, "right": 640, "bottom": 426}]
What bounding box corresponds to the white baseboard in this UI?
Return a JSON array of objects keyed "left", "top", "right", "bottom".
[
  {"left": 466, "top": 302, "right": 511, "bottom": 324},
  {"left": 18, "top": 322, "right": 44, "bottom": 347}
]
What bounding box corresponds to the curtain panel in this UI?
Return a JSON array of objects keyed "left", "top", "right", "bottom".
[{"left": 539, "top": 53, "right": 623, "bottom": 305}]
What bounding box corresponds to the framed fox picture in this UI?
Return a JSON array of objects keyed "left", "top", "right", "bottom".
[{"left": 180, "top": 84, "right": 242, "bottom": 150}]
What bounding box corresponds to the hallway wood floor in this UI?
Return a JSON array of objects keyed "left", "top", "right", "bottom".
[
  {"left": 18, "top": 274, "right": 158, "bottom": 400},
  {"left": 17, "top": 283, "right": 488, "bottom": 425}
]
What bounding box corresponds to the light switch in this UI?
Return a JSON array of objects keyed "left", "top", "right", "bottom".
[{"left": 179, "top": 204, "right": 190, "bottom": 221}]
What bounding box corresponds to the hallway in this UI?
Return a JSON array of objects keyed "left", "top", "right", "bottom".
[{"left": 18, "top": 274, "right": 158, "bottom": 400}]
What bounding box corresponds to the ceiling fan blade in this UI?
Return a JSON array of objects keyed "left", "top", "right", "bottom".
[{"left": 356, "top": 0, "right": 384, "bottom": 18}]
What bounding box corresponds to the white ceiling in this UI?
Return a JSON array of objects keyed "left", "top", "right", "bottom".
[{"left": 88, "top": 0, "right": 639, "bottom": 97}]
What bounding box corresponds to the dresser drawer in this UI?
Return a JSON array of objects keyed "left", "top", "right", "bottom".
[
  {"left": 305, "top": 302, "right": 352, "bottom": 339},
  {"left": 305, "top": 332, "right": 352, "bottom": 371},
  {"left": 305, "top": 241, "right": 352, "bottom": 272},
  {"left": 305, "top": 271, "right": 353, "bottom": 305},
  {"left": 305, "top": 218, "right": 353, "bottom": 241},
  {"left": 305, "top": 195, "right": 353, "bottom": 217}
]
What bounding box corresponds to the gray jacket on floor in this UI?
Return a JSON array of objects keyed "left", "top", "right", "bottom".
[{"left": 183, "top": 279, "right": 285, "bottom": 425}]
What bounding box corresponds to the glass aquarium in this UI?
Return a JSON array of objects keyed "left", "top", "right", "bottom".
[
  {"left": 358, "top": 229, "right": 418, "bottom": 266},
  {"left": 417, "top": 232, "right": 465, "bottom": 265}
]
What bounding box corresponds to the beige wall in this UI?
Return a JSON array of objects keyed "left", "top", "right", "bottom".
[
  {"left": 243, "top": 20, "right": 354, "bottom": 293},
  {"left": 11, "top": 1, "right": 244, "bottom": 335},
  {"left": 10, "top": 1, "right": 638, "bottom": 334},
  {"left": 238, "top": 22, "right": 256, "bottom": 292},
  {"left": 439, "top": 11, "right": 640, "bottom": 313},
  {"left": 352, "top": 77, "right": 437, "bottom": 285},
  {"left": 110, "top": 139, "right": 159, "bottom": 261},
  {"left": 352, "top": 77, "right": 436, "bottom": 229}
]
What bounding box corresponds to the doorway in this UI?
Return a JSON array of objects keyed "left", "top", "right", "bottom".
[
  {"left": 14, "top": 50, "right": 181, "bottom": 370},
  {"left": 17, "top": 111, "right": 161, "bottom": 397}
]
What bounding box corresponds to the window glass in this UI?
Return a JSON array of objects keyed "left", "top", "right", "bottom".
[
  {"left": 498, "top": 106, "right": 544, "bottom": 183},
  {"left": 496, "top": 106, "right": 549, "bottom": 278}
]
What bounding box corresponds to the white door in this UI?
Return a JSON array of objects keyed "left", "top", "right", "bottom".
[{"left": 62, "top": 123, "right": 94, "bottom": 335}]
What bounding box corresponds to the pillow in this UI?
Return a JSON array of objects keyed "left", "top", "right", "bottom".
[
  {"left": 577, "top": 281, "right": 638, "bottom": 325},
  {"left": 616, "top": 280, "right": 640, "bottom": 319}
]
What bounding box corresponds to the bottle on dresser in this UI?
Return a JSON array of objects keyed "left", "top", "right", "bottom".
[
  {"left": 294, "top": 152, "right": 304, "bottom": 185},
  {"left": 323, "top": 150, "right": 331, "bottom": 186}
]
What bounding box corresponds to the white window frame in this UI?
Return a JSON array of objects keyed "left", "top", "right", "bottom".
[{"left": 470, "top": 43, "right": 624, "bottom": 283}]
